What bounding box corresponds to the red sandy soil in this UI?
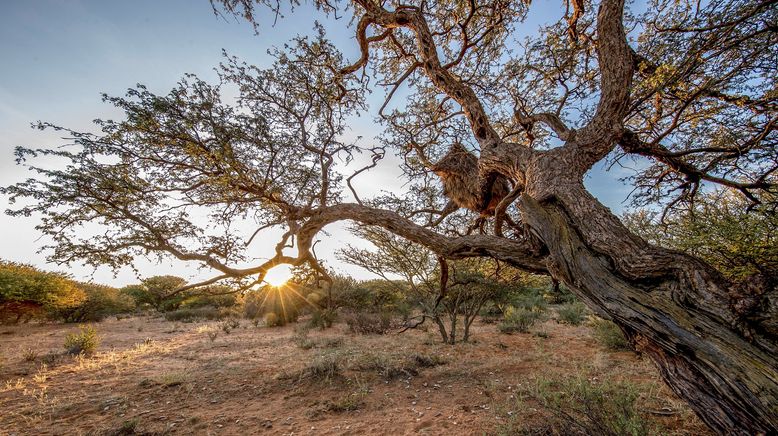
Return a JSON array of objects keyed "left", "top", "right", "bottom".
[{"left": 0, "top": 315, "right": 710, "bottom": 435}]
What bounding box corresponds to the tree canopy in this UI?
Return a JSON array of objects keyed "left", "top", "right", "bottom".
[{"left": 2, "top": 0, "right": 776, "bottom": 433}]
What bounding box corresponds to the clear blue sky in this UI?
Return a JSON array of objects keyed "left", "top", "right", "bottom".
[{"left": 0, "top": 0, "right": 638, "bottom": 286}]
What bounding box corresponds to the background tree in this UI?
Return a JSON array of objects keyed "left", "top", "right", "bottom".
[
  {"left": 2, "top": 0, "right": 776, "bottom": 432},
  {"left": 52, "top": 282, "right": 135, "bottom": 323},
  {"left": 438, "top": 258, "right": 519, "bottom": 343},
  {"left": 0, "top": 261, "right": 85, "bottom": 323},
  {"left": 623, "top": 188, "right": 778, "bottom": 282},
  {"left": 340, "top": 226, "right": 521, "bottom": 343},
  {"left": 122, "top": 275, "right": 188, "bottom": 312},
  {"left": 339, "top": 227, "right": 453, "bottom": 341}
]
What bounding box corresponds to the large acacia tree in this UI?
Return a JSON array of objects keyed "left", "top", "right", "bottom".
[{"left": 3, "top": 0, "right": 776, "bottom": 433}]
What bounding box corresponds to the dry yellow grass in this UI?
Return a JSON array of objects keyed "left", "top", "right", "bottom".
[{"left": 0, "top": 315, "right": 710, "bottom": 435}]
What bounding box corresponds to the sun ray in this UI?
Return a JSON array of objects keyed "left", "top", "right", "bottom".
[
  {"left": 264, "top": 265, "right": 293, "bottom": 287},
  {"left": 283, "top": 282, "right": 320, "bottom": 309}
]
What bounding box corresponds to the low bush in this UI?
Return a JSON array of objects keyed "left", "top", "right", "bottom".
[
  {"left": 305, "top": 291, "right": 324, "bottom": 307},
  {"left": 529, "top": 376, "right": 654, "bottom": 436},
  {"left": 121, "top": 275, "right": 188, "bottom": 312},
  {"left": 557, "top": 302, "right": 588, "bottom": 325},
  {"left": 180, "top": 286, "right": 238, "bottom": 309},
  {"left": 105, "top": 419, "right": 142, "bottom": 436},
  {"left": 23, "top": 347, "right": 38, "bottom": 362},
  {"left": 221, "top": 318, "right": 240, "bottom": 333},
  {"left": 52, "top": 282, "right": 134, "bottom": 323},
  {"left": 512, "top": 293, "right": 548, "bottom": 311},
  {"left": 264, "top": 312, "right": 281, "bottom": 327},
  {"left": 380, "top": 363, "right": 418, "bottom": 380},
  {"left": 0, "top": 261, "right": 86, "bottom": 324},
  {"left": 342, "top": 311, "right": 394, "bottom": 335},
  {"left": 592, "top": 318, "right": 631, "bottom": 351},
  {"left": 301, "top": 353, "right": 342, "bottom": 382},
  {"left": 324, "top": 390, "right": 367, "bottom": 412},
  {"left": 320, "top": 337, "right": 344, "bottom": 348},
  {"left": 164, "top": 306, "right": 222, "bottom": 322},
  {"left": 498, "top": 306, "right": 544, "bottom": 334},
  {"left": 307, "top": 309, "right": 337, "bottom": 330},
  {"left": 296, "top": 337, "right": 316, "bottom": 350},
  {"left": 410, "top": 353, "right": 447, "bottom": 368},
  {"left": 242, "top": 291, "right": 263, "bottom": 320},
  {"left": 479, "top": 304, "right": 503, "bottom": 324},
  {"left": 349, "top": 351, "right": 445, "bottom": 381},
  {"left": 63, "top": 325, "right": 100, "bottom": 355}
]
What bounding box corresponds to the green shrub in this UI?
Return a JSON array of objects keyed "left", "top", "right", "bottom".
[
  {"left": 52, "top": 282, "right": 135, "bottom": 323},
  {"left": 512, "top": 293, "right": 548, "bottom": 311},
  {"left": 329, "top": 277, "right": 410, "bottom": 317},
  {"left": 264, "top": 312, "right": 281, "bottom": 327},
  {"left": 121, "top": 275, "right": 188, "bottom": 312},
  {"left": 0, "top": 261, "right": 86, "bottom": 323},
  {"left": 107, "top": 419, "right": 141, "bottom": 436},
  {"left": 64, "top": 325, "right": 100, "bottom": 355},
  {"left": 242, "top": 291, "right": 263, "bottom": 319},
  {"left": 380, "top": 363, "right": 419, "bottom": 380},
  {"left": 306, "top": 291, "right": 324, "bottom": 306},
  {"left": 498, "top": 306, "right": 544, "bottom": 334},
  {"left": 320, "top": 337, "right": 344, "bottom": 348},
  {"left": 592, "top": 318, "right": 631, "bottom": 351},
  {"left": 180, "top": 286, "right": 238, "bottom": 309},
  {"left": 349, "top": 351, "right": 418, "bottom": 380},
  {"left": 530, "top": 376, "right": 654, "bottom": 436},
  {"left": 307, "top": 308, "right": 337, "bottom": 330},
  {"left": 164, "top": 306, "right": 222, "bottom": 322},
  {"left": 479, "top": 303, "right": 503, "bottom": 324},
  {"left": 325, "top": 390, "right": 367, "bottom": 412},
  {"left": 557, "top": 302, "right": 588, "bottom": 325},
  {"left": 296, "top": 337, "right": 316, "bottom": 350},
  {"left": 293, "top": 327, "right": 316, "bottom": 349},
  {"left": 342, "top": 311, "right": 394, "bottom": 334}
]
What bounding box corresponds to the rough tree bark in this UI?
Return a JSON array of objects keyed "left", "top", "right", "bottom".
[
  {"left": 338, "top": 0, "right": 778, "bottom": 432},
  {"left": 520, "top": 187, "right": 777, "bottom": 434}
]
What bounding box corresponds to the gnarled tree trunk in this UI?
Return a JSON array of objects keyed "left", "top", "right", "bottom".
[
  {"left": 518, "top": 186, "right": 777, "bottom": 435},
  {"left": 297, "top": 198, "right": 777, "bottom": 432}
]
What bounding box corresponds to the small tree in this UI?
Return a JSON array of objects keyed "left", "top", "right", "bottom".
[
  {"left": 328, "top": 275, "right": 409, "bottom": 315},
  {"left": 442, "top": 260, "right": 518, "bottom": 342},
  {"left": 122, "top": 275, "right": 188, "bottom": 312},
  {"left": 340, "top": 227, "right": 518, "bottom": 343},
  {"left": 52, "top": 282, "right": 134, "bottom": 322},
  {"left": 180, "top": 284, "right": 239, "bottom": 308}
]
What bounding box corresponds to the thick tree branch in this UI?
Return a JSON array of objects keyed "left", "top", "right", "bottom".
[
  {"left": 355, "top": 0, "right": 503, "bottom": 149},
  {"left": 296, "top": 203, "right": 548, "bottom": 274},
  {"left": 571, "top": 0, "right": 633, "bottom": 168}
]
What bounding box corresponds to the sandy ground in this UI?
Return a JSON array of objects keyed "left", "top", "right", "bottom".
[{"left": 0, "top": 314, "right": 710, "bottom": 435}]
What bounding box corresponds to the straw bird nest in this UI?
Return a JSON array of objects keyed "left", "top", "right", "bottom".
[{"left": 431, "top": 143, "right": 510, "bottom": 216}]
